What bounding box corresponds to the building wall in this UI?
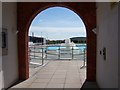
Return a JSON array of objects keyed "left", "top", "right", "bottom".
[
  {"left": 0, "top": 1, "right": 3, "bottom": 89},
  {"left": 96, "top": 2, "right": 118, "bottom": 88},
  {"left": 17, "top": 2, "right": 96, "bottom": 81},
  {"left": 2, "top": 3, "right": 18, "bottom": 88},
  {"left": 118, "top": 2, "right": 120, "bottom": 90}
]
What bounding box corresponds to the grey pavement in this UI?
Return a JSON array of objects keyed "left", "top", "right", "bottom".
[{"left": 11, "top": 60, "right": 86, "bottom": 89}]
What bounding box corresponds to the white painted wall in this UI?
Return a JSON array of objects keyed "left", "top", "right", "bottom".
[
  {"left": 0, "top": 1, "right": 3, "bottom": 90},
  {"left": 2, "top": 2, "right": 18, "bottom": 88},
  {"left": 96, "top": 3, "right": 118, "bottom": 88}
]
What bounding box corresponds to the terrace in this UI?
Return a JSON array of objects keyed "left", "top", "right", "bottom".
[
  {"left": 11, "top": 43, "right": 87, "bottom": 89},
  {"left": 11, "top": 60, "right": 86, "bottom": 89}
]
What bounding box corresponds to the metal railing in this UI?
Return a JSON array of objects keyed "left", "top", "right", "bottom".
[{"left": 28, "top": 45, "right": 86, "bottom": 67}]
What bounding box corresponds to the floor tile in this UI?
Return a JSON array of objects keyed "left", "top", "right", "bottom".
[
  {"left": 52, "top": 74, "right": 66, "bottom": 79},
  {"left": 33, "top": 78, "right": 51, "bottom": 83},
  {"left": 65, "top": 78, "right": 81, "bottom": 84},
  {"left": 49, "top": 78, "right": 65, "bottom": 84},
  {"left": 11, "top": 60, "right": 86, "bottom": 89},
  {"left": 28, "top": 83, "right": 47, "bottom": 88},
  {"left": 46, "top": 84, "right": 64, "bottom": 88},
  {"left": 37, "top": 74, "right": 53, "bottom": 79},
  {"left": 64, "top": 84, "right": 82, "bottom": 88}
]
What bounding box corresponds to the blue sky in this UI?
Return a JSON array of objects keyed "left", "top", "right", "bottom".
[{"left": 29, "top": 7, "right": 86, "bottom": 40}]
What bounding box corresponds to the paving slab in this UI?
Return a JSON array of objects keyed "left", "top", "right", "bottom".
[{"left": 10, "top": 60, "right": 86, "bottom": 89}]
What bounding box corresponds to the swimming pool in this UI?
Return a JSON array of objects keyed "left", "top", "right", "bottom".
[{"left": 47, "top": 44, "right": 86, "bottom": 51}]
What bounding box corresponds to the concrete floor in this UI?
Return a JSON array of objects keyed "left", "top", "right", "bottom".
[{"left": 11, "top": 60, "right": 86, "bottom": 89}]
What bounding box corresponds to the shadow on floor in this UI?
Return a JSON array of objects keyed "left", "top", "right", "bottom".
[{"left": 81, "top": 80, "right": 99, "bottom": 90}]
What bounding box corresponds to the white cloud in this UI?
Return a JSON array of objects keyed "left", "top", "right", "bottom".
[
  {"left": 29, "top": 26, "right": 86, "bottom": 40},
  {"left": 29, "top": 26, "right": 86, "bottom": 33}
]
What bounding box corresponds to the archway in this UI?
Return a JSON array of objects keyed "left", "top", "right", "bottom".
[
  {"left": 28, "top": 7, "right": 87, "bottom": 83},
  {"left": 17, "top": 2, "right": 96, "bottom": 82}
]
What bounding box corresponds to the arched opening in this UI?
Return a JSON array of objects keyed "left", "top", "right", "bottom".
[
  {"left": 28, "top": 7, "right": 87, "bottom": 87},
  {"left": 17, "top": 2, "right": 96, "bottom": 83}
]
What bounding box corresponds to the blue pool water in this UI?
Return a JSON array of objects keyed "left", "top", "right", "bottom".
[
  {"left": 76, "top": 44, "right": 86, "bottom": 50},
  {"left": 47, "top": 44, "right": 86, "bottom": 51},
  {"left": 47, "top": 46, "right": 59, "bottom": 50}
]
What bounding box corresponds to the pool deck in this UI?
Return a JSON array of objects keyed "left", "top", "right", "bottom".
[{"left": 10, "top": 60, "right": 86, "bottom": 89}]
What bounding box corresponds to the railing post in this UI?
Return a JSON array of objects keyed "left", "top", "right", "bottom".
[
  {"left": 28, "top": 47, "right": 31, "bottom": 62},
  {"left": 45, "top": 47, "right": 47, "bottom": 59},
  {"left": 42, "top": 47, "right": 44, "bottom": 65},
  {"left": 80, "top": 48, "right": 86, "bottom": 69},
  {"left": 34, "top": 45, "right": 35, "bottom": 58},
  {"left": 83, "top": 48, "right": 86, "bottom": 66},
  {"left": 58, "top": 46, "right": 60, "bottom": 59},
  {"left": 72, "top": 46, "right": 73, "bottom": 60}
]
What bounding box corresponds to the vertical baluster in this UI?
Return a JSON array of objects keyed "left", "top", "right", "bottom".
[
  {"left": 45, "top": 47, "right": 47, "bottom": 59},
  {"left": 72, "top": 46, "right": 73, "bottom": 60},
  {"left": 80, "top": 48, "right": 86, "bottom": 69},
  {"left": 58, "top": 46, "right": 60, "bottom": 59},
  {"left": 34, "top": 45, "right": 35, "bottom": 58},
  {"left": 42, "top": 47, "right": 44, "bottom": 65},
  {"left": 83, "top": 48, "right": 86, "bottom": 66}
]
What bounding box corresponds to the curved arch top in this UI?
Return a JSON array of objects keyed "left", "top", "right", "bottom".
[
  {"left": 29, "top": 6, "right": 87, "bottom": 39},
  {"left": 17, "top": 2, "right": 96, "bottom": 81},
  {"left": 29, "top": 5, "right": 86, "bottom": 30},
  {"left": 17, "top": 2, "right": 96, "bottom": 33}
]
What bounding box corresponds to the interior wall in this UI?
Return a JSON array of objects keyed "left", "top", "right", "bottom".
[
  {"left": 96, "top": 2, "right": 118, "bottom": 88},
  {"left": 2, "top": 2, "right": 18, "bottom": 88},
  {"left": 118, "top": 2, "right": 120, "bottom": 90},
  {"left": 0, "top": 1, "right": 3, "bottom": 90}
]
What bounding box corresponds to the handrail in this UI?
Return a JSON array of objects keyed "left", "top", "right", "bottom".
[{"left": 28, "top": 45, "right": 86, "bottom": 66}]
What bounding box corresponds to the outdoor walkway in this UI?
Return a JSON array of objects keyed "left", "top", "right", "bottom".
[{"left": 10, "top": 60, "right": 86, "bottom": 89}]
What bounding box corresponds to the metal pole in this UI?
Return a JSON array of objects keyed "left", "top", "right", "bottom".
[
  {"left": 42, "top": 47, "right": 44, "bottom": 65},
  {"left": 80, "top": 48, "right": 86, "bottom": 69},
  {"left": 29, "top": 47, "right": 31, "bottom": 62},
  {"left": 45, "top": 47, "right": 47, "bottom": 59},
  {"left": 58, "top": 46, "right": 60, "bottom": 59},
  {"left": 72, "top": 46, "right": 73, "bottom": 60},
  {"left": 34, "top": 45, "right": 35, "bottom": 58},
  {"left": 83, "top": 48, "right": 86, "bottom": 66}
]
